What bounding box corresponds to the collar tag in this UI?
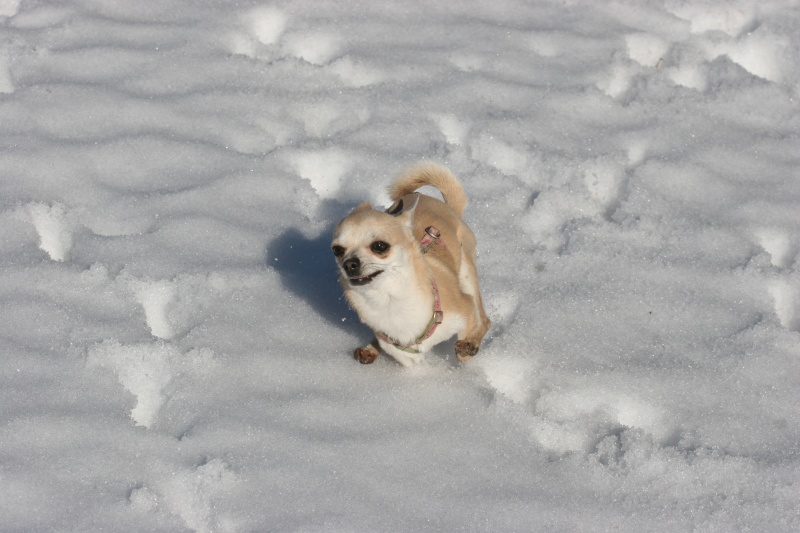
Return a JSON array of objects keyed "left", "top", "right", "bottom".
[{"left": 420, "top": 226, "right": 442, "bottom": 253}]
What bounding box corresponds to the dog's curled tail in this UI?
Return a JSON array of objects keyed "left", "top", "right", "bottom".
[{"left": 389, "top": 162, "right": 468, "bottom": 217}]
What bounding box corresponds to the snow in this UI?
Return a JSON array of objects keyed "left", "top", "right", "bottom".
[{"left": 1, "top": 0, "right": 799, "bottom": 531}]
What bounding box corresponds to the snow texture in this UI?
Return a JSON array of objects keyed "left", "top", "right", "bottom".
[{"left": 1, "top": 1, "right": 799, "bottom": 532}]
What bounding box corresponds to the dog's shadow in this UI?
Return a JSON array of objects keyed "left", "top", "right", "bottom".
[{"left": 266, "top": 224, "right": 369, "bottom": 338}]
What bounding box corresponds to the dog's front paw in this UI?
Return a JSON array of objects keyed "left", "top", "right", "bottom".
[
  {"left": 354, "top": 345, "right": 379, "bottom": 364},
  {"left": 455, "top": 340, "right": 479, "bottom": 362}
]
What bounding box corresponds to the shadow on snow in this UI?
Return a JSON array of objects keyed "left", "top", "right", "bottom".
[{"left": 265, "top": 219, "right": 370, "bottom": 344}]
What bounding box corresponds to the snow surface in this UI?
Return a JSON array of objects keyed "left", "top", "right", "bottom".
[{"left": 1, "top": 0, "right": 799, "bottom": 531}]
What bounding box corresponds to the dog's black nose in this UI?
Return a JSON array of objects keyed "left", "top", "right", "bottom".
[{"left": 343, "top": 257, "right": 360, "bottom": 276}]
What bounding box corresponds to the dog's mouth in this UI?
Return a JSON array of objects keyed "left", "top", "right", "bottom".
[{"left": 348, "top": 270, "right": 383, "bottom": 286}]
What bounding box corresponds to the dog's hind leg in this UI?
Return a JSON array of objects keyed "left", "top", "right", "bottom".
[
  {"left": 455, "top": 251, "right": 491, "bottom": 362},
  {"left": 453, "top": 292, "right": 492, "bottom": 362}
]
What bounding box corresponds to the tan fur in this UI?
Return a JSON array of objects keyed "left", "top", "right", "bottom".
[
  {"left": 389, "top": 162, "right": 468, "bottom": 217},
  {"left": 332, "top": 162, "right": 491, "bottom": 366}
]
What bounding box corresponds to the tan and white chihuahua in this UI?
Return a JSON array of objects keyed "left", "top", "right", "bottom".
[{"left": 331, "top": 162, "right": 491, "bottom": 366}]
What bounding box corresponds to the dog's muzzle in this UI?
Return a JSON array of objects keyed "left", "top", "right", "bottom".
[
  {"left": 343, "top": 257, "right": 361, "bottom": 276},
  {"left": 342, "top": 256, "right": 382, "bottom": 286}
]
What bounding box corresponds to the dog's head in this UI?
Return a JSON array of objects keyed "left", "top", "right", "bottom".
[{"left": 331, "top": 194, "right": 420, "bottom": 288}]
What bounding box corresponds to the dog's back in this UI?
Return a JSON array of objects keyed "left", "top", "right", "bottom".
[
  {"left": 389, "top": 162, "right": 468, "bottom": 217},
  {"left": 388, "top": 162, "right": 490, "bottom": 363}
]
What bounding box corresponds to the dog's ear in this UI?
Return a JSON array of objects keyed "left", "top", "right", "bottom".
[
  {"left": 386, "top": 193, "right": 420, "bottom": 217},
  {"left": 386, "top": 198, "right": 404, "bottom": 216},
  {"left": 387, "top": 193, "right": 419, "bottom": 234},
  {"left": 355, "top": 201, "right": 373, "bottom": 212}
]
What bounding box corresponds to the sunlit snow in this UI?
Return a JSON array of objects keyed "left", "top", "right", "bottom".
[{"left": 1, "top": 1, "right": 799, "bottom": 531}]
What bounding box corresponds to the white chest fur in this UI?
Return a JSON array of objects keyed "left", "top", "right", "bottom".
[
  {"left": 379, "top": 312, "right": 465, "bottom": 366},
  {"left": 345, "top": 273, "right": 463, "bottom": 366}
]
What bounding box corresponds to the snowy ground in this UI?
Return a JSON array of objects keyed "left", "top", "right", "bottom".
[{"left": 1, "top": 0, "right": 799, "bottom": 531}]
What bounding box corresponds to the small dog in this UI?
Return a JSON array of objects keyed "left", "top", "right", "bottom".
[{"left": 331, "top": 162, "right": 491, "bottom": 366}]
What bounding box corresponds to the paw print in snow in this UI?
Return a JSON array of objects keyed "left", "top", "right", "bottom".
[
  {"left": 228, "top": 6, "right": 287, "bottom": 58},
  {"left": 23, "top": 202, "right": 76, "bottom": 262}
]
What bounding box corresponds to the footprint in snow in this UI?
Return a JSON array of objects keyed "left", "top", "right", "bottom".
[
  {"left": 749, "top": 228, "right": 799, "bottom": 332},
  {"left": 327, "top": 56, "right": 384, "bottom": 87},
  {"left": 470, "top": 133, "right": 530, "bottom": 178},
  {"left": 754, "top": 228, "right": 796, "bottom": 270},
  {"left": 530, "top": 388, "right": 681, "bottom": 459},
  {"left": 0, "top": 0, "right": 20, "bottom": 17},
  {"left": 86, "top": 340, "right": 215, "bottom": 428},
  {"left": 286, "top": 147, "right": 352, "bottom": 201},
  {"left": 23, "top": 202, "right": 75, "bottom": 262},
  {"left": 597, "top": 62, "right": 638, "bottom": 101},
  {"left": 157, "top": 458, "right": 237, "bottom": 533},
  {"left": 283, "top": 31, "right": 342, "bottom": 66},
  {"left": 128, "top": 485, "right": 159, "bottom": 513},
  {"left": 669, "top": 3, "right": 756, "bottom": 38},
  {"left": 473, "top": 293, "right": 531, "bottom": 405},
  {"left": 625, "top": 138, "right": 649, "bottom": 168},
  {"left": 625, "top": 33, "right": 671, "bottom": 70},
  {"left": 485, "top": 291, "right": 521, "bottom": 338},
  {"left": 228, "top": 6, "right": 286, "bottom": 58},
  {"left": 591, "top": 426, "right": 685, "bottom": 472},
  {"left": 130, "top": 459, "right": 237, "bottom": 533},
  {"left": 583, "top": 158, "right": 628, "bottom": 220},
  {"left": 769, "top": 279, "right": 800, "bottom": 333},
  {"left": 478, "top": 355, "right": 536, "bottom": 406},
  {"left": 432, "top": 113, "right": 471, "bottom": 146},
  {"left": 122, "top": 272, "right": 239, "bottom": 342},
  {"left": 128, "top": 278, "right": 179, "bottom": 340},
  {"left": 86, "top": 340, "right": 177, "bottom": 428},
  {"left": 295, "top": 101, "right": 370, "bottom": 139},
  {"left": 246, "top": 5, "right": 286, "bottom": 46},
  {"left": 298, "top": 102, "right": 344, "bottom": 137}
]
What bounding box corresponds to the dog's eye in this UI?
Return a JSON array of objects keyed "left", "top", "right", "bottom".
[
  {"left": 332, "top": 245, "right": 345, "bottom": 257},
  {"left": 370, "top": 241, "right": 390, "bottom": 254}
]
